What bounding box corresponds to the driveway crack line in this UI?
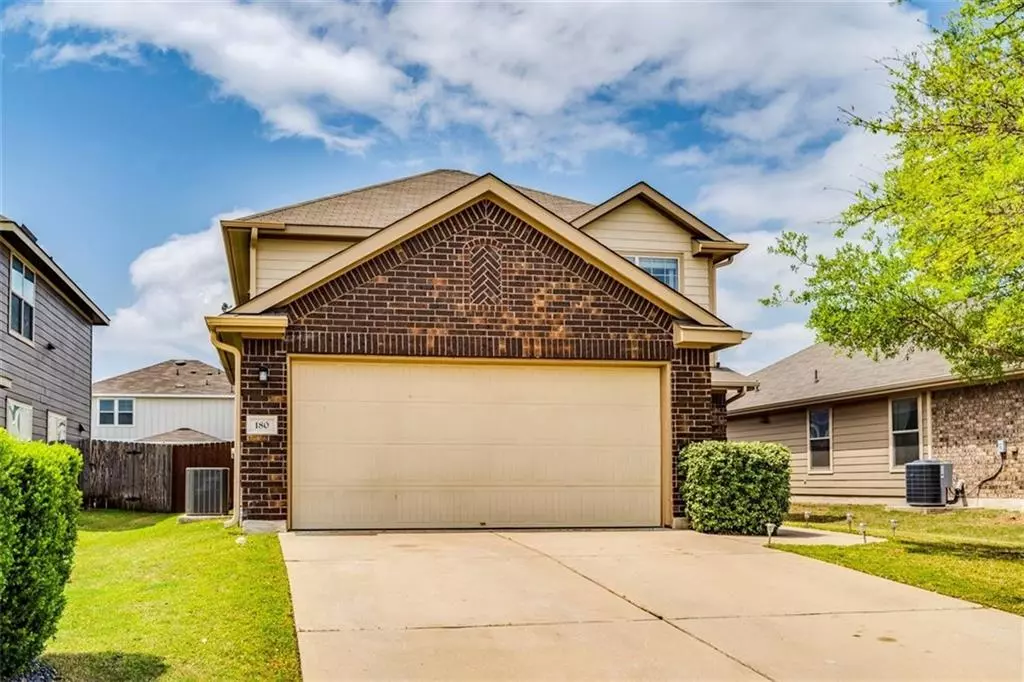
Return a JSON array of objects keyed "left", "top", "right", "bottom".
[{"left": 494, "top": 532, "right": 776, "bottom": 682}]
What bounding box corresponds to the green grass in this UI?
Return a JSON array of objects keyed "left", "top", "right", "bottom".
[
  {"left": 43, "top": 511, "right": 301, "bottom": 681},
  {"left": 779, "top": 503, "right": 1024, "bottom": 616}
]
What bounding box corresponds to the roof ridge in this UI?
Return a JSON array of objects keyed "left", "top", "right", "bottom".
[
  {"left": 239, "top": 169, "right": 478, "bottom": 222},
  {"left": 750, "top": 341, "right": 823, "bottom": 376},
  {"left": 93, "top": 358, "right": 220, "bottom": 385}
]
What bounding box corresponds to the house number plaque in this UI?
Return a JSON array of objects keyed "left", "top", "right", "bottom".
[{"left": 246, "top": 415, "right": 278, "bottom": 435}]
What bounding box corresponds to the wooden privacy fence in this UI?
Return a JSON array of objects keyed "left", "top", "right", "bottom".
[{"left": 83, "top": 440, "right": 233, "bottom": 513}]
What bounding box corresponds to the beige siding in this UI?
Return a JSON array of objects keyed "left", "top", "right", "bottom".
[
  {"left": 727, "top": 393, "right": 929, "bottom": 500},
  {"left": 254, "top": 238, "right": 354, "bottom": 294},
  {"left": 581, "top": 199, "right": 711, "bottom": 309}
]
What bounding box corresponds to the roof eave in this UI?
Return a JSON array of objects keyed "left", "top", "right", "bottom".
[
  {"left": 675, "top": 324, "right": 751, "bottom": 351},
  {"left": 726, "top": 375, "right": 966, "bottom": 416},
  {"left": 231, "top": 174, "right": 732, "bottom": 328},
  {"left": 0, "top": 221, "right": 108, "bottom": 325}
]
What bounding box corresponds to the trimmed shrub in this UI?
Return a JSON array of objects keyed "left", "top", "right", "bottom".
[
  {"left": 0, "top": 432, "right": 83, "bottom": 678},
  {"left": 679, "top": 441, "right": 790, "bottom": 535}
]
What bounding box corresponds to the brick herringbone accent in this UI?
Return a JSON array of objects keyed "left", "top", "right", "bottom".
[
  {"left": 468, "top": 241, "right": 501, "bottom": 305},
  {"left": 239, "top": 199, "right": 715, "bottom": 521}
]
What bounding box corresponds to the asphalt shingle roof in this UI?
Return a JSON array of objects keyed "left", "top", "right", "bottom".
[
  {"left": 138, "top": 428, "right": 226, "bottom": 443},
  {"left": 240, "top": 169, "right": 594, "bottom": 227},
  {"left": 728, "top": 343, "right": 953, "bottom": 413},
  {"left": 93, "top": 359, "right": 232, "bottom": 396}
]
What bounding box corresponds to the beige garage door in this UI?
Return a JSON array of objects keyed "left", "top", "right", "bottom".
[{"left": 290, "top": 360, "right": 663, "bottom": 530}]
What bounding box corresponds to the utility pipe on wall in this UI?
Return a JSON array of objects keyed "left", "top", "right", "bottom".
[{"left": 209, "top": 332, "right": 243, "bottom": 528}]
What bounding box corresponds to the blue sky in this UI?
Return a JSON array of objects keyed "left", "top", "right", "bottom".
[{"left": 0, "top": 1, "right": 955, "bottom": 379}]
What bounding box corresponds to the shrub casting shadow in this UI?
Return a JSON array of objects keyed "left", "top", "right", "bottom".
[
  {"left": 77, "top": 511, "right": 170, "bottom": 533},
  {"left": 43, "top": 652, "right": 168, "bottom": 681},
  {"left": 783, "top": 513, "right": 848, "bottom": 524}
]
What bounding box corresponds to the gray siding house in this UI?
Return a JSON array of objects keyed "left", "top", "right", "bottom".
[
  {"left": 727, "top": 344, "right": 1023, "bottom": 505},
  {"left": 0, "top": 214, "right": 108, "bottom": 450}
]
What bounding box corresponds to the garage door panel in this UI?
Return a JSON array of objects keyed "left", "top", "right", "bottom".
[
  {"left": 294, "top": 488, "right": 660, "bottom": 530},
  {"left": 294, "top": 401, "right": 659, "bottom": 447},
  {"left": 291, "top": 360, "right": 663, "bottom": 529},
  {"left": 294, "top": 443, "right": 661, "bottom": 487}
]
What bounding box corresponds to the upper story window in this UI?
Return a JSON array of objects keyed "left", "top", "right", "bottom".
[
  {"left": 807, "top": 407, "right": 832, "bottom": 472},
  {"left": 625, "top": 255, "right": 679, "bottom": 290},
  {"left": 891, "top": 396, "right": 921, "bottom": 467},
  {"left": 99, "top": 398, "right": 134, "bottom": 426},
  {"left": 10, "top": 255, "right": 36, "bottom": 341}
]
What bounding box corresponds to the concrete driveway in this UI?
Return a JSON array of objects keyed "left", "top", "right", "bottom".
[{"left": 280, "top": 529, "right": 1023, "bottom": 681}]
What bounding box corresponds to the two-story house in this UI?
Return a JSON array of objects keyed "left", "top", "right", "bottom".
[
  {"left": 205, "top": 170, "right": 755, "bottom": 531},
  {"left": 92, "top": 359, "right": 234, "bottom": 442},
  {"left": 0, "top": 214, "right": 108, "bottom": 448}
]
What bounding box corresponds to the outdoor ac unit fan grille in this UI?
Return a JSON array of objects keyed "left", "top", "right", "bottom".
[
  {"left": 905, "top": 460, "right": 944, "bottom": 507},
  {"left": 185, "top": 467, "right": 229, "bottom": 516}
]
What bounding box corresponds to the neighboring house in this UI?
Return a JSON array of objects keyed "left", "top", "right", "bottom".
[
  {"left": 0, "top": 214, "right": 108, "bottom": 448},
  {"left": 92, "top": 359, "right": 233, "bottom": 441},
  {"left": 727, "top": 343, "right": 1023, "bottom": 504},
  {"left": 207, "top": 169, "right": 756, "bottom": 531}
]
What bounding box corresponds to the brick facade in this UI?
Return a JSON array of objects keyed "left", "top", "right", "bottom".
[
  {"left": 239, "top": 199, "right": 716, "bottom": 521},
  {"left": 931, "top": 380, "right": 1024, "bottom": 499}
]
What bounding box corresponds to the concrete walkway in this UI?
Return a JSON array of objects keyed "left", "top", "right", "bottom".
[{"left": 280, "top": 529, "right": 1023, "bottom": 681}]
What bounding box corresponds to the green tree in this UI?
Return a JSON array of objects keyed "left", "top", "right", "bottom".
[{"left": 767, "top": 0, "right": 1024, "bottom": 378}]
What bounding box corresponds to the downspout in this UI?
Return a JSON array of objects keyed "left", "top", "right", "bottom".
[
  {"left": 210, "top": 331, "right": 243, "bottom": 528},
  {"left": 725, "top": 386, "right": 748, "bottom": 405}
]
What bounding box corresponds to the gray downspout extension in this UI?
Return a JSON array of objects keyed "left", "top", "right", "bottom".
[{"left": 209, "top": 332, "right": 243, "bottom": 528}]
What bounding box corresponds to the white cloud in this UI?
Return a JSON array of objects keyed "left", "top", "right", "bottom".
[
  {"left": 659, "top": 146, "right": 711, "bottom": 169},
  {"left": 7, "top": 1, "right": 935, "bottom": 374},
  {"left": 6, "top": 1, "right": 929, "bottom": 164},
  {"left": 92, "top": 210, "right": 248, "bottom": 380}
]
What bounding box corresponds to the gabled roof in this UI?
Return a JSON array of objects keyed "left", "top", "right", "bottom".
[
  {"left": 94, "top": 359, "right": 232, "bottom": 396},
  {"left": 231, "top": 174, "right": 735, "bottom": 330},
  {"left": 572, "top": 181, "right": 738, "bottom": 246},
  {"left": 139, "top": 428, "right": 226, "bottom": 443},
  {"left": 238, "top": 169, "right": 593, "bottom": 227},
  {"left": 728, "top": 343, "right": 957, "bottom": 415},
  {"left": 0, "top": 215, "right": 108, "bottom": 325}
]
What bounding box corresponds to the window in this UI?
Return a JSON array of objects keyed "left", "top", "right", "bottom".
[
  {"left": 6, "top": 399, "right": 33, "bottom": 441},
  {"left": 891, "top": 397, "right": 921, "bottom": 467},
  {"left": 47, "top": 412, "right": 67, "bottom": 443},
  {"left": 9, "top": 255, "right": 35, "bottom": 341},
  {"left": 625, "top": 256, "right": 679, "bottom": 290},
  {"left": 99, "top": 398, "right": 133, "bottom": 426},
  {"left": 807, "top": 407, "right": 832, "bottom": 471}
]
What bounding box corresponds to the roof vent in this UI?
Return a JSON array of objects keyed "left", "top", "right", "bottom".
[
  {"left": 174, "top": 360, "right": 187, "bottom": 366},
  {"left": 174, "top": 382, "right": 186, "bottom": 388},
  {"left": 813, "top": 369, "right": 819, "bottom": 383}
]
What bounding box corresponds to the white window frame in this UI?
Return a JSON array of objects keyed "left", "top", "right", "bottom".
[
  {"left": 8, "top": 252, "right": 36, "bottom": 345},
  {"left": 6, "top": 398, "right": 33, "bottom": 441},
  {"left": 47, "top": 411, "right": 67, "bottom": 443},
  {"left": 806, "top": 406, "right": 833, "bottom": 474},
  {"left": 889, "top": 394, "right": 923, "bottom": 471},
  {"left": 98, "top": 397, "right": 134, "bottom": 427},
  {"left": 624, "top": 254, "right": 682, "bottom": 292}
]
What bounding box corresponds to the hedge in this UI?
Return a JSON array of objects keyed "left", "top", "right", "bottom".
[
  {"left": 0, "top": 432, "right": 82, "bottom": 679},
  {"left": 679, "top": 441, "right": 790, "bottom": 535}
]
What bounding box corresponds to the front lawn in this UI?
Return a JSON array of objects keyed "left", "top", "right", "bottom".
[
  {"left": 780, "top": 504, "right": 1024, "bottom": 616},
  {"left": 43, "top": 511, "right": 300, "bottom": 681}
]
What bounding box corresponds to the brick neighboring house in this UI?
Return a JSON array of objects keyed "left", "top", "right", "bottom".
[
  {"left": 728, "top": 343, "right": 1023, "bottom": 506},
  {"left": 207, "top": 170, "right": 754, "bottom": 531}
]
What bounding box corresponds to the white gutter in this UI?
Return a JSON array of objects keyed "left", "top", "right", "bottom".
[{"left": 208, "top": 331, "right": 243, "bottom": 528}]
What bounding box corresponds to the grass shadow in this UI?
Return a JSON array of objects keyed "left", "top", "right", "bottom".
[
  {"left": 78, "top": 510, "right": 173, "bottom": 533},
  {"left": 43, "top": 652, "right": 168, "bottom": 682},
  {"left": 900, "top": 539, "right": 1024, "bottom": 562},
  {"left": 784, "top": 512, "right": 849, "bottom": 524}
]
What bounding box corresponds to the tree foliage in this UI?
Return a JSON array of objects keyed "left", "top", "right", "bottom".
[{"left": 767, "top": 0, "right": 1024, "bottom": 378}]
